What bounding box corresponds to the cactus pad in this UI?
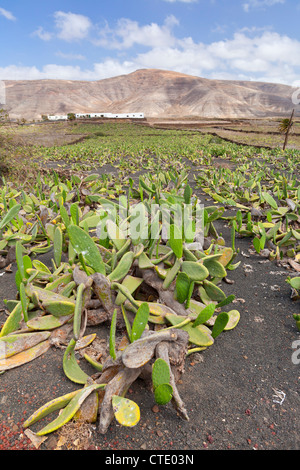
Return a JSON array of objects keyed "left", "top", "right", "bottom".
[
  {"left": 152, "top": 358, "right": 171, "bottom": 389},
  {"left": 112, "top": 395, "right": 140, "bottom": 427},
  {"left": 154, "top": 383, "right": 173, "bottom": 406}
]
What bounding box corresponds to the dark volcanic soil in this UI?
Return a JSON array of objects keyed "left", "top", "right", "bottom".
[{"left": 0, "top": 165, "right": 299, "bottom": 454}]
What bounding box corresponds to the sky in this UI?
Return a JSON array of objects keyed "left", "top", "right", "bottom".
[{"left": 0, "top": 0, "right": 300, "bottom": 86}]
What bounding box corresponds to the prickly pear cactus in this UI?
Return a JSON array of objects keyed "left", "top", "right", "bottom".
[{"left": 0, "top": 169, "right": 243, "bottom": 438}]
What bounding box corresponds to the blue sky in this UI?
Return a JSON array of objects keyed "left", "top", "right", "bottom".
[{"left": 0, "top": 0, "right": 299, "bottom": 85}]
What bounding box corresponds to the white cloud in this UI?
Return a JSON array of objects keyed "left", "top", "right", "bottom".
[
  {"left": 0, "top": 62, "right": 136, "bottom": 81},
  {"left": 32, "top": 26, "right": 53, "bottom": 41},
  {"left": 95, "top": 15, "right": 179, "bottom": 50},
  {"left": 121, "top": 30, "right": 300, "bottom": 85},
  {"left": 3, "top": 21, "right": 300, "bottom": 87},
  {"left": 54, "top": 11, "right": 92, "bottom": 41},
  {"left": 33, "top": 12, "right": 180, "bottom": 49},
  {"left": 0, "top": 7, "right": 16, "bottom": 21},
  {"left": 243, "top": 0, "right": 285, "bottom": 12},
  {"left": 33, "top": 11, "right": 92, "bottom": 43},
  {"left": 56, "top": 51, "right": 86, "bottom": 61}
]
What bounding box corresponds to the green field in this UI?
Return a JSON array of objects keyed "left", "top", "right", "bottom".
[{"left": 0, "top": 118, "right": 300, "bottom": 448}]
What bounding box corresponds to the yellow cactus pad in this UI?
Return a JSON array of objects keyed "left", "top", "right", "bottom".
[
  {"left": 36, "top": 384, "right": 105, "bottom": 436},
  {"left": 0, "top": 340, "right": 51, "bottom": 371},
  {"left": 218, "top": 247, "right": 233, "bottom": 267},
  {"left": 0, "top": 331, "right": 51, "bottom": 360},
  {"left": 24, "top": 390, "right": 79, "bottom": 428},
  {"left": 224, "top": 309, "right": 240, "bottom": 330},
  {"left": 112, "top": 395, "right": 140, "bottom": 427}
]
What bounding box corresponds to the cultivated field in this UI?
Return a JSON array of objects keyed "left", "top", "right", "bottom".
[{"left": 0, "top": 119, "right": 299, "bottom": 451}]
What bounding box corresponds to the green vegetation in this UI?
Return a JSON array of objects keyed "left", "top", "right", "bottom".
[
  {"left": 0, "top": 119, "right": 300, "bottom": 441},
  {"left": 27, "top": 121, "right": 300, "bottom": 175}
]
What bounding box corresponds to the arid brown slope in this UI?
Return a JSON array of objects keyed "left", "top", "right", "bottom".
[{"left": 3, "top": 68, "right": 298, "bottom": 120}]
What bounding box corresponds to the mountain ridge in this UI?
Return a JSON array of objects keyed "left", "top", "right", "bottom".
[{"left": 2, "top": 68, "right": 298, "bottom": 120}]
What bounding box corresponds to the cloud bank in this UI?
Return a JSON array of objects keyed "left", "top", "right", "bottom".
[{"left": 1, "top": 12, "right": 300, "bottom": 87}]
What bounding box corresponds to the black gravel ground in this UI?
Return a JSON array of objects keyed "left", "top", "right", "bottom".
[{"left": 0, "top": 167, "right": 299, "bottom": 457}]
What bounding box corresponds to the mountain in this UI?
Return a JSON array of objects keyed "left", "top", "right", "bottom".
[{"left": 2, "top": 68, "right": 298, "bottom": 120}]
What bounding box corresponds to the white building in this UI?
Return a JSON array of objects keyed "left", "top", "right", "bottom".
[
  {"left": 75, "top": 113, "right": 93, "bottom": 118},
  {"left": 48, "top": 115, "right": 68, "bottom": 121},
  {"left": 47, "top": 112, "right": 144, "bottom": 121}
]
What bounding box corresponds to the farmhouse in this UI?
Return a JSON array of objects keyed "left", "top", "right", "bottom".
[{"left": 48, "top": 112, "right": 144, "bottom": 120}]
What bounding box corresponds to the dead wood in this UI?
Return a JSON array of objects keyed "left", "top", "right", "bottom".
[
  {"left": 121, "top": 329, "right": 179, "bottom": 369},
  {"left": 98, "top": 366, "right": 143, "bottom": 434}
]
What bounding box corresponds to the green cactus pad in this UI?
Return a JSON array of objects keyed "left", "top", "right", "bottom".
[
  {"left": 26, "top": 314, "right": 73, "bottom": 331},
  {"left": 115, "top": 276, "right": 143, "bottom": 305},
  {"left": 112, "top": 282, "right": 140, "bottom": 309},
  {"left": 203, "top": 280, "right": 226, "bottom": 302},
  {"left": 165, "top": 314, "right": 214, "bottom": 346},
  {"left": 175, "top": 272, "right": 191, "bottom": 304},
  {"left": 26, "top": 284, "right": 76, "bottom": 304},
  {"left": 106, "top": 219, "right": 127, "bottom": 251},
  {"left": 0, "top": 203, "right": 21, "bottom": 230},
  {"left": 216, "top": 294, "right": 235, "bottom": 308},
  {"left": 36, "top": 384, "right": 105, "bottom": 436},
  {"left": 203, "top": 258, "right": 227, "bottom": 278},
  {"left": 152, "top": 358, "right": 171, "bottom": 389},
  {"left": 192, "top": 303, "right": 216, "bottom": 328},
  {"left": 163, "top": 258, "right": 181, "bottom": 290},
  {"left": 181, "top": 261, "right": 209, "bottom": 282},
  {"left": 131, "top": 302, "right": 150, "bottom": 342},
  {"left": 286, "top": 276, "right": 300, "bottom": 290},
  {"left": 211, "top": 312, "right": 230, "bottom": 338},
  {"left": 45, "top": 272, "right": 73, "bottom": 292},
  {"left": 60, "top": 281, "right": 76, "bottom": 298},
  {"left": 154, "top": 265, "right": 168, "bottom": 279},
  {"left": 198, "top": 286, "right": 215, "bottom": 305},
  {"left": 24, "top": 390, "right": 79, "bottom": 429},
  {"left": 63, "top": 338, "right": 89, "bottom": 384},
  {"left": 32, "top": 260, "right": 52, "bottom": 274},
  {"left": 138, "top": 252, "right": 154, "bottom": 269},
  {"left": 0, "top": 302, "right": 23, "bottom": 338},
  {"left": 73, "top": 283, "right": 85, "bottom": 341},
  {"left": 43, "top": 299, "right": 75, "bottom": 317},
  {"left": 125, "top": 300, "right": 177, "bottom": 318},
  {"left": 169, "top": 224, "right": 183, "bottom": 259},
  {"left": 108, "top": 251, "right": 134, "bottom": 282},
  {"left": 109, "top": 309, "right": 118, "bottom": 359},
  {"left": 67, "top": 224, "right": 106, "bottom": 275},
  {"left": 154, "top": 383, "right": 173, "bottom": 405},
  {"left": 188, "top": 298, "right": 207, "bottom": 316},
  {"left": 53, "top": 226, "right": 63, "bottom": 267},
  {"left": 148, "top": 315, "right": 166, "bottom": 324}
]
